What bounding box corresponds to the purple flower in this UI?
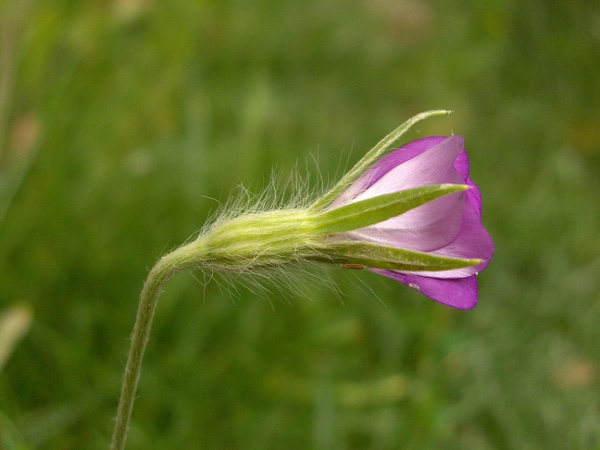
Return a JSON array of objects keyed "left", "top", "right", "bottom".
[{"left": 331, "top": 136, "right": 494, "bottom": 309}]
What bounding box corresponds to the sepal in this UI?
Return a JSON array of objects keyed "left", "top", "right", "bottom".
[
  {"left": 312, "top": 184, "right": 468, "bottom": 235},
  {"left": 309, "top": 110, "right": 451, "bottom": 210},
  {"left": 311, "top": 241, "right": 481, "bottom": 272}
]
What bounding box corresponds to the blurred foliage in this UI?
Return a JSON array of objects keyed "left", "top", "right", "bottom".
[{"left": 1, "top": 0, "right": 599, "bottom": 448}]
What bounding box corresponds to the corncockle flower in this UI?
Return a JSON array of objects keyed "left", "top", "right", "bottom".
[
  {"left": 111, "top": 110, "right": 493, "bottom": 450},
  {"left": 326, "top": 135, "right": 494, "bottom": 309}
]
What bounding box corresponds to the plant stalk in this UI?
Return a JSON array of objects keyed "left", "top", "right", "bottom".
[{"left": 110, "top": 240, "right": 205, "bottom": 450}]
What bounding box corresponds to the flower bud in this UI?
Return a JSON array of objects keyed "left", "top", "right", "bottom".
[{"left": 197, "top": 111, "right": 493, "bottom": 309}]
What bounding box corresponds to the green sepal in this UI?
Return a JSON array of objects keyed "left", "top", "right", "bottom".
[
  {"left": 311, "top": 241, "right": 481, "bottom": 272},
  {"left": 312, "top": 184, "right": 468, "bottom": 236},
  {"left": 309, "top": 110, "right": 451, "bottom": 211}
]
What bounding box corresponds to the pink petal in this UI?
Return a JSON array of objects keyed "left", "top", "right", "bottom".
[
  {"left": 331, "top": 136, "right": 447, "bottom": 207},
  {"left": 453, "top": 149, "right": 483, "bottom": 217},
  {"left": 362, "top": 136, "right": 448, "bottom": 188},
  {"left": 346, "top": 136, "right": 467, "bottom": 251},
  {"left": 371, "top": 270, "right": 479, "bottom": 309},
  {"left": 352, "top": 136, "right": 465, "bottom": 200},
  {"left": 349, "top": 190, "right": 465, "bottom": 252},
  {"left": 398, "top": 194, "right": 494, "bottom": 278},
  {"left": 453, "top": 147, "right": 471, "bottom": 180}
]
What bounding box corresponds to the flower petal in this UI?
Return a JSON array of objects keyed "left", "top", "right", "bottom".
[
  {"left": 452, "top": 147, "right": 471, "bottom": 180},
  {"left": 361, "top": 136, "right": 448, "bottom": 188},
  {"left": 453, "top": 148, "right": 484, "bottom": 217},
  {"left": 348, "top": 190, "right": 465, "bottom": 252},
  {"left": 331, "top": 136, "right": 447, "bottom": 207},
  {"left": 353, "top": 136, "right": 465, "bottom": 200},
  {"left": 397, "top": 193, "right": 494, "bottom": 278},
  {"left": 347, "top": 136, "right": 467, "bottom": 252},
  {"left": 371, "top": 270, "right": 479, "bottom": 309}
]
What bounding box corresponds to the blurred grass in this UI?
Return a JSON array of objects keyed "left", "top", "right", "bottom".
[{"left": 1, "top": 0, "right": 599, "bottom": 448}]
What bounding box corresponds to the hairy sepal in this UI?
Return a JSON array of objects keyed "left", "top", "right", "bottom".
[
  {"left": 309, "top": 110, "right": 451, "bottom": 210},
  {"left": 198, "top": 210, "right": 316, "bottom": 271},
  {"left": 311, "top": 241, "right": 481, "bottom": 272}
]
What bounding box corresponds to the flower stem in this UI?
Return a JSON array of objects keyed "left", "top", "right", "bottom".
[{"left": 110, "top": 239, "right": 206, "bottom": 450}]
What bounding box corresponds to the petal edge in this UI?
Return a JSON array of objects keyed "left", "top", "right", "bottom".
[{"left": 370, "top": 270, "right": 479, "bottom": 309}]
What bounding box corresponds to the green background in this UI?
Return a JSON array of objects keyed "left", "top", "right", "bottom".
[{"left": 1, "top": 0, "right": 599, "bottom": 448}]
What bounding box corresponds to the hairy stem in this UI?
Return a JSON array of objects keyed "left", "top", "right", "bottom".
[{"left": 110, "top": 239, "right": 206, "bottom": 450}]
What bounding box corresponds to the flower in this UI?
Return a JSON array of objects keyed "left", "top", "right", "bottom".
[
  {"left": 196, "top": 111, "right": 492, "bottom": 309},
  {"left": 112, "top": 111, "right": 494, "bottom": 450},
  {"left": 327, "top": 135, "right": 494, "bottom": 309}
]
